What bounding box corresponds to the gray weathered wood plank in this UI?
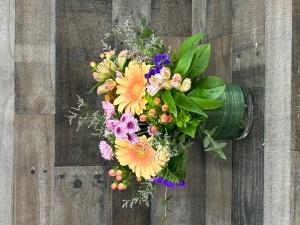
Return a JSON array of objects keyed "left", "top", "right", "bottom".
[
  {"left": 55, "top": 0, "right": 112, "bottom": 166},
  {"left": 15, "top": 0, "right": 55, "bottom": 114},
  {"left": 291, "top": 151, "right": 300, "bottom": 225},
  {"left": 264, "top": 1, "right": 292, "bottom": 225},
  {"left": 14, "top": 114, "right": 54, "bottom": 225},
  {"left": 0, "top": 0, "right": 14, "bottom": 224},
  {"left": 205, "top": 35, "right": 232, "bottom": 225},
  {"left": 54, "top": 166, "right": 111, "bottom": 225}
]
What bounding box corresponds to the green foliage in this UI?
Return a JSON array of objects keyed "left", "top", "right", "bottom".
[
  {"left": 161, "top": 90, "right": 177, "bottom": 117},
  {"left": 194, "top": 76, "right": 225, "bottom": 89},
  {"left": 87, "top": 81, "right": 103, "bottom": 94},
  {"left": 202, "top": 127, "right": 227, "bottom": 160},
  {"left": 187, "top": 44, "right": 211, "bottom": 79},
  {"left": 179, "top": 119, "right": 201, "bottom": 138},
  {"left": 178, "top": 32, "right": 204, "bottom": 57},
  {"left": 174, "top": 92, "right": 207, "bottom": 117},
  {"left": 174, "top": 49, "right": 196, "bottom": 75},
  {"left": 159, "top": 150, "right": 187, "bottom": 182},
  {"left": 175, "top": 110, "right": 191, "bottom": 128},
  {"left": 189, "top": 97, "right": 224, "bottom": 109}
]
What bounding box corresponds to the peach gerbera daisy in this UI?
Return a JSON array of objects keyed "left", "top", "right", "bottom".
[
  {"left": 115, "top": 136, "right": 169, "bottom": 179},
  {"left": 113, "top": 62, "right": 151, "bottom": 115}
]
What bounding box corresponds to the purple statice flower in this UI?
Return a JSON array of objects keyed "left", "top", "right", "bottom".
[
  {"left": 152, "top": 53, "right": 171, "bottom": 67},
  {"left": 127, "top": 133, "right": 138, "bottom": 143},
  {"left": 99, "top": 141, "right": 114, "bottom": 160},
  {"left": 144, "top": 53, "right": 171, "bottom": 79},
  {"left": 102, "top": 101, "right": 115, "bottom": 119},
  {"left": 113, "top": 123, "right": 127, "bottom": 139},
  {"left": 151, "top": 176, "right": 186, "bottom": 188},
  {"left": 105, "top": 119, "right": 119, "bottom": 132}
]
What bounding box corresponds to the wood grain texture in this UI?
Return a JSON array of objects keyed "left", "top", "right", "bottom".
[
  {"left": 14, "top": 114, "right": 54, "bottom": 225},
  {"left": 264, "top": 1, "right": 292, "bottom": 225},
  {"left": 55, "top": 0, "right": 112, "bottom": 166},
  {"left": 15, "top": 0, "right": 55, "bottom": 114},
  {"left": 291, "top": 151, "right": 300, "bottom": 225},
  {"left": 205, "top": 35, "right": 232, "bottom": 225},
  {"left": 292, "top": 0, "right": 300, "bottom": 151},
  {"left": 54, "top": 166, "right": 111, "bottom": 225},
  {"left": 0, "top": 0, "right": 14, "bottom": 224}
]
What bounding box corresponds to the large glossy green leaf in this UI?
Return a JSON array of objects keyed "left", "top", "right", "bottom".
[
  {"left": 195, "top": 76, "right": 225, "bottom": 89},
  {"left": 178, "top": 33, "right": 204, "bottom": 57},
  {"left": 161, "top": 90, "right": 177, "bottom": 117},
  {"left": 174, "top": 49, "right": 196, "bottom": 75},
  {"left": 174, "top": 92, "right": 207, "bottom": 117},
  {"left": 188, "top": 85, "right": 226, "bottom": 100},
  {"left": 179, "top": 119, "right": 201, "bottom": 138},
  {"left": 190, "top": 97, "right": 224, "bottom": 109},
  {"left": 187, "top": 44, "right": 211, "bottom": 79}
]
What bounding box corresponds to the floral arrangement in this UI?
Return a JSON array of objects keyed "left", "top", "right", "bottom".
[{"left": 69, "top": 19, "right": 229, "bottom": 208}]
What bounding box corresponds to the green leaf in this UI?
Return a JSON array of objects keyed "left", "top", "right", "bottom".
[
  {"left": 161, "top": 90, "right": 177, "bottom": 117},
  {"left": 216, "top": 143, "right": 227, "bottom": 149},
  {"left": 204, "top": 147, "right": 214, "bottom": 152},
  {"left": 140, "top": 28, "right": 153, "bottom": 39},
  {"left": 175, "top": 49, "right": 196, "bottom": 75},
  {"left": 208, "top": 127, "right": 218, "bottom": 136},
  {"left": 188, "top": 85, "right": 226, "bottom": 100},
  {"left": 179, "top": 120, "right": 201, "bottom": 138},
  {"left": 174, "top": 92, "right": 207, "bottom": 117},
  {"left": 203, "top": 136, "right": 210, "bottom": 148},
  {"left": 87, "top": 81, "right": 103, "bottom": 94},
  {"left": 190, "top": 97, "right": 224, "bottom": 109},
  {"left": 178, "top": 33, "right": 204, "bottom": 57},
  {"left": 218, "top": 151, "right": 227, "bottom": 160},
  {"left": 195, "top": 76, "right": 225, "bottom": 89},
  {"left": 187, "top": 44, "right": 211, "bottom": 79}
]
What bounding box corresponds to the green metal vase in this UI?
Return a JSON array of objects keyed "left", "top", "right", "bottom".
[{"left": 204, "top": 84, "right": 253, "bottom": 140}]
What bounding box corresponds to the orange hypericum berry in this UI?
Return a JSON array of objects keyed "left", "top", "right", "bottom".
[
  {"left": 139, "top": 114, "right": 147, "bottom": 122},
  {"left": 160, "top": 114, "right": 169, "bottom": 123},
  {"left": 149, "top": 109, "right": 157, "bottom": 117},
  {"left": 162, "top": 104, "right": 169, "bottom": 112},
  {"left": 111, "top": 183, "right": 117, "bottom": 190},
  {"left": 167, "top": 115, "right": 173, "bottom": 123},
  {"left": 116, "top": 175, "right": 123, "bottom": 181},
  {"left": 118, "top": 183, "right": 126, "bottom": 190},
  {"left": 116, "top": 170, "right": 122, "bottom": 176},
  {"left": 154, "top": 97, "right": 161, "bottom": 105},
  {"left": 108, "top": 169, "right": 116, "bottom": 177},
  {"left": 150, "top": 125, "right": 158, "bottom": 134}
]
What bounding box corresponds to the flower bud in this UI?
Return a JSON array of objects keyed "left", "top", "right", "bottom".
[
  {"left": 149, "top": 109, "right": 157, "bottom": 118},
  {"left": 162, "top": 104, "right": 169, "bottom": 112},
  {"left": 90, "top": 61, "right": 96, "bottom": 68},
  {"left": 167, "top": 115, "right": 173, "bottom": 123},
  {"left": 117, "top": 50, "right": 129, "bottom": 70},
  {"left": 111, "top": 183, "right": 117, "bottom": 190},
  {"left": 179, "top": 78, "right": 192, "bottom": 92},
  {"left": 160, "top": 67, "right": 171, "bottom": 80},
  {"left": 97, "top": 84, "right": 108, "bottom": 95},
  {"left": 116, "top": 175, "right": 123, "bottom": 181},
  {"left": 118, "top": 183, "right": 127, "bottom": 190},
  {"left": 160, "top": 114, "right": 169, "bottom": 123},
  {"left": 147, "top": 85, "right": 161, "bottom": 96},
  {"left": 108, "top": 169, "right": 116, "bottom": 177},
  {"left": 139, "top": 114, "right": 147, "bottom": 122},
  {"left": 104, "top": 79, "right": 117, "bottom": 91},
  {"left": 116, "top": 170, "right": 122, "bottom": 176},
  {"left": 148, "top": 125, "right": 158, "bottom": 136},
  {"left": 154, "top": 97, "right": 161, "bottom": 105},
  {"left": 172, "top": 73, "right": 182, "bottom": 82},
  {"left": 163, "top": 80, "right": 172, "bottom": 90}
]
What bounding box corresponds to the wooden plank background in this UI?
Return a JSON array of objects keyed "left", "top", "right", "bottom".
[
  {"left": 0, "top": 0, "right": 14, "bottom": 225},
  {"left": 7, "top": 0, "right": 300, "bottom": 225}
]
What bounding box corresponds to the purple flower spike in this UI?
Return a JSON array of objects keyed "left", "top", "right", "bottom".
[
  {"left": 178, "top": 181, "right": 186, "bottom": 187},
  {"left": 153, "top": 53, "right": 171, "bottom": 66}
]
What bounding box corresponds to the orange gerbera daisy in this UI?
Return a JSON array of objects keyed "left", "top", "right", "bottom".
[
  {"left": 113, "top": 62, "right": 150, "bottom": 115},
  {"left": 115, "top": 136, "right": 169, "bottom": 179}
]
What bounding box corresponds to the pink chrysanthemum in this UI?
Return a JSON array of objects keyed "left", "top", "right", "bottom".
[
  {"left": 126, "top": 133, "right": 138, "bottom": 143},
  {"left": 113, "top": 123, "right": 127, "bottom": 139},
  {"left": 105, "top": 119, "right": 119, "bottom": 131},
  {"left": 102, "top": 101, "right": 115, "bottom": 119},
  {"left": 99, "top": 141, "right": 114, "bottom": 160}
]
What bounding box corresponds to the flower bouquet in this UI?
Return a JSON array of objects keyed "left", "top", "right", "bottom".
[{"left": 69, "top": 18, "right": 252, "bottom": 208}]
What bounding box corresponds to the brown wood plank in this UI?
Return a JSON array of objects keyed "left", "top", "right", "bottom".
[
  {"left": 14, "top": 114, "right": 55, "bottom": 225},
  {"left": 55, "top": 0, "right": 112, "bottom": 166},
  {"left": 264, "top": 1, "right": 292, "bottom": 224},
  {"left": 205, "top": 35, "right": 232, "bottom": 225},
  {"left": 0, "top": 0, "right": 14, "bottom": 224},
  {"left": 15, "top": 0, "right": 55, "bottom": 114},
  {"left": 54, "top": 166, "right": 111, "bottom": 225}
]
